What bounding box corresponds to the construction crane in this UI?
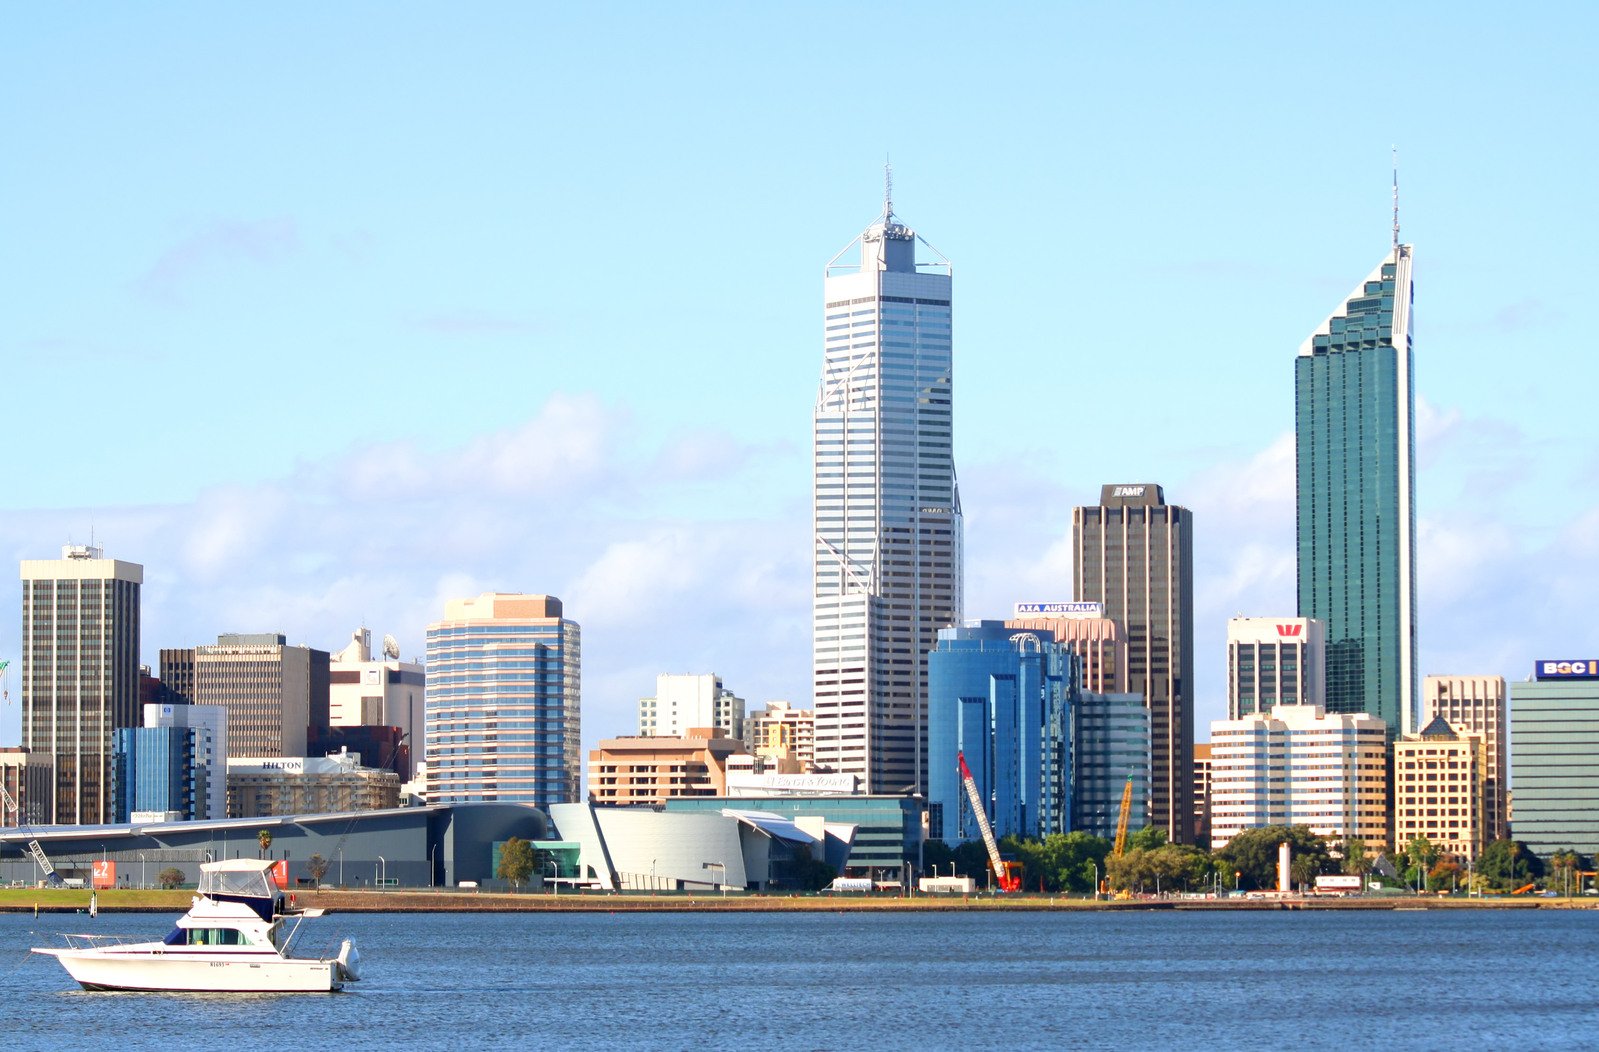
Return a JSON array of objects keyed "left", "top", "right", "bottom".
[
  {"left": 0, "top": 780, "right": 60, "bottom": 885},
  {"left": 1111, "top": 774, "right": 1135, "bottom": 858},
  {"left": 956, "top": 751, "right": 1021, "bottom": 893}
]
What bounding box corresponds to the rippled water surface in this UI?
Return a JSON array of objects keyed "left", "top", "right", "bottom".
[{"left": 5, "top": 907, "right": 1598, "bottom": 1049}]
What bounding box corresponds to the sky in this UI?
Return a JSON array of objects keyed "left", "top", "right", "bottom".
[{"left": 3, "top": 4, "right": 1597, "bottom": 757}]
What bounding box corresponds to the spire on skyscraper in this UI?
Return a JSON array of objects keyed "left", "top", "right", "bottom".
[
  {"left": 884, "top": 157, "right": 894, "bottom": 221},
  {"left": 1392, "top": 146, "right": 1401, "bottom": 255}
]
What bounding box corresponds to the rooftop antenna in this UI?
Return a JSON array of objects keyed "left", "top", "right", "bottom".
[
  {"left": 1391, "top": 145, "right": 1400, "bottom": 255},
  {"left": 884, "top": 156, "right": 894, "bottom": 221}
]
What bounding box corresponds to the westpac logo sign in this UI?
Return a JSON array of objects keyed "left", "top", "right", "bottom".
[
  {"left": 1276, "top": 624, "right": 1303, "bottom": 638},
  {"left": 1537, "top": 659, "right": 1599, "bottom": 680}
]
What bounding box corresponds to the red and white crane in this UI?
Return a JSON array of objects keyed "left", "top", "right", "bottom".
[{"left": 957, "top": 751, "right": 1021, "bottom": 892}]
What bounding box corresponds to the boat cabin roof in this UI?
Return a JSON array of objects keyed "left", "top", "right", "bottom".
[{"left": 199, "top": 859, "right": 277, "bottom": 901}]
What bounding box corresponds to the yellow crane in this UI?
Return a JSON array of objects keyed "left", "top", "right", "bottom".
[{"left": 1111, "top": 774, "right": 1134, "bottom": 858}]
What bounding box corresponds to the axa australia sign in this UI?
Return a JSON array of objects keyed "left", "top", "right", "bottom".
[
  {"left": 1013, "top": 601, "right": 1105, "bottom": 620},
  {"left": 1536, "top": 659, "right": 1599, "bottom": 680}
]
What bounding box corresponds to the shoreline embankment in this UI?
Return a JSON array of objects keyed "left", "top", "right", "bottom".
[{"left": 3, "top": 888, "right": 1588, "bottom": 914}]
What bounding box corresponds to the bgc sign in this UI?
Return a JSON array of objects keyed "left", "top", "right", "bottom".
[{"left": 1537, "top": 659, "right": 1599, "bottom": 680}]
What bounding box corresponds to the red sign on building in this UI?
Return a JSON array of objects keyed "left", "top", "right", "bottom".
[
  {"left": 91, "top": 859, "right": 117, "bottom": 890},
  {"left": 1276, "top": 624, "right": 1303, "bottom": 637}
]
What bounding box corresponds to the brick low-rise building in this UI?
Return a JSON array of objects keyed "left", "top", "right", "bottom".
[{"left": 587, "top": 729, "right": 749, "bottom": 806}]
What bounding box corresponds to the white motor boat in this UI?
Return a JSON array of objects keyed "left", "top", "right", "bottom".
[{"left": 33, "top": 858, "right": 361, "bottom": 993}]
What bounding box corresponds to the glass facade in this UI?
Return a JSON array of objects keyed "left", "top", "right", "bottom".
[
  {"left": 926, "top": 623, "right": 1074, "bottom": 844},
  {"left": 425, "top": 595, "right": 581, "bottom": 808},
  {"left": 813, "top": 198, "right": 960, "bottom": 794},
  {"left": 1073, "top": 485, "right": 1193, "bottom": 842},
  {"left": 1294, "top": 246, "right": 1416, "bottom": 734},
  {"left": 113, "top": 726, "right": 201, "bottom": 821},
  {"left": 1509, "top": 674, "right": 1599, "bottom": 856},
  {"left": 1073, "top": 691, "right": 1152, "bottom": 839}
]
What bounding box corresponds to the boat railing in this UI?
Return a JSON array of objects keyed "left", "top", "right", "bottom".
[{"left": 51, "top": 932, "right": 151, "bottom": 950}]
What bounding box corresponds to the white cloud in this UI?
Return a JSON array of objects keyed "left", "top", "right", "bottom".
[{"left": 4, "top": 394, "right": 1595, "bottom": 765}]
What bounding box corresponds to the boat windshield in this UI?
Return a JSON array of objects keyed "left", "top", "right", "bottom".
[{"left": 198, "top": 867, "right": 275, "bottom": 900}]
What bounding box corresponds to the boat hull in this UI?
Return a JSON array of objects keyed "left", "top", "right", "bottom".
[{"left": 35, "top": 948, "right": 345, "bottom": 993}]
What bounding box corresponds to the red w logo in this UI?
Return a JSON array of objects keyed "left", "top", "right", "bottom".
[{"left": 1276, "top": 624, "right": 1303, "bottom": 637}]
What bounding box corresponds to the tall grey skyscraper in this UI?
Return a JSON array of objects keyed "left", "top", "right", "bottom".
[
  {"left": 812, "top": 183, "right": 961, "bottom": 794},
  {"left": 21, "top": 545, "right": 143, "bottom": 825},
  {"left": 1073, "top": 484, "right": 1194, "bottom": 843},
  {"left": 1295, "top": 241, "right": 1416, "bottom": 734}
]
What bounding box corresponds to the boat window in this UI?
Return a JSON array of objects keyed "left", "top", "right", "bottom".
[
  {"left": 187, "top": 928, "right": 245, "bottom": 946},
  {"left": 163, "top": 927, "right": 184, "bottom": 946}
]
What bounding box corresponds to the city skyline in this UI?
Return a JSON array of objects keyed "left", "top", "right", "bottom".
[{"left": 3, "top": 7, "right": 1596, "bottom": 762}]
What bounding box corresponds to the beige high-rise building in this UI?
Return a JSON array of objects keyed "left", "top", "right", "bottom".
[
  {"left": 21, "top": 545, "right": 143, "bottom": 825},
  {"left": 744, "top": 701, "right": 816, "bottom": 770},
  {"left": 1421, "top": 675, "right": 1506, "bottom": 842},
  {"left": 1006, "top": 606, "right": 1127, "bottom": 693},
  {"left": 192, "top": 634, "right": 330, "bottom": 760},
  {"left": 1393, "top": 716, "right": 1484, "bottom": 862},
  {"left": 1209, "top": 703, "right": 1388, "bottom": 850},
  {"left": 588, "top": 729, "right": 750, "bottom": 806},
  {"left": 425, "top": 594, "right": 581, "bottom": 806},
  {"left": 1192, "top": 742, "right": 1213, "bottom": 845}
]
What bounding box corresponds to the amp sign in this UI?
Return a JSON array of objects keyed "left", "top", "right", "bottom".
[{"left": 1537, "top": 659, "right": 1599, "bottom": 680}]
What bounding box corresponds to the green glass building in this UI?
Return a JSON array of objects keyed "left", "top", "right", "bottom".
[
  {"left": 1294, "top": 244, "right": 1416, "bottom": 735},
  {"left": 1510, "top": 662, "right": 1599, "bottom": 856}
]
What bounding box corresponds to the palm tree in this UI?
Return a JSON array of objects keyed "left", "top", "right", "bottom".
[{"left": 257, "top": 829, "right": 273, "bottom": 858}]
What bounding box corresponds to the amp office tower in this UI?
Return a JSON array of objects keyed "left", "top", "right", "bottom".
[
  {"left": 812, "top": 185, "right": 960, "bottom": 795},
  {"left": 1073, "top": 484, "right": 1194, "bottom": 843},
  {"left": 1295, "top": 240, "right": 1417, "bottom": 735},
  {"left": 20, "top": 545, "right": 143, "bottom": 825}
]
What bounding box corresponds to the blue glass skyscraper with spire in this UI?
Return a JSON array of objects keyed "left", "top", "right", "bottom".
[{"left": 1294, "top": 240, "right": 1417, "bottom": 735}]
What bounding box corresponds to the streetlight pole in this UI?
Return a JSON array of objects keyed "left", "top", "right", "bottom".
[
  {"left": 377, "top": 856, "right": 386, "bottom": 889},
  {"left": 546, "top": 858, "right": 558, "bottom": 896},
  {"left": 138, "top": 853, "right": 146, "bottom": 890},
  {"left": 1091, "top": 861, "right": 1098, "bottom": 902}
]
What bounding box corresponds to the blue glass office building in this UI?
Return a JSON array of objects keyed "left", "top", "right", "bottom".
[
  {"left": 927, "top": 622, "right": 1074, "bottom": 843},
  {"left": 1295, "top": 243, "right": 1417, "bottom": 734},
  {"left": 113, "top": 726, "right": 203, "bottom": 822},
  {"left": 1073, "top": 691, "right": 1151, "bottom": 839}
]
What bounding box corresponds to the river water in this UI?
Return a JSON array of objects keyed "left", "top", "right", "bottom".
[{"left": 4, "top": 907, "right": 1598, "bottom": 1049}]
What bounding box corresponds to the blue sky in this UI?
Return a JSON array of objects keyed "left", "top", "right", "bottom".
[{"left": 4, "top": 4, "right": 1596, "bottom": 752}]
